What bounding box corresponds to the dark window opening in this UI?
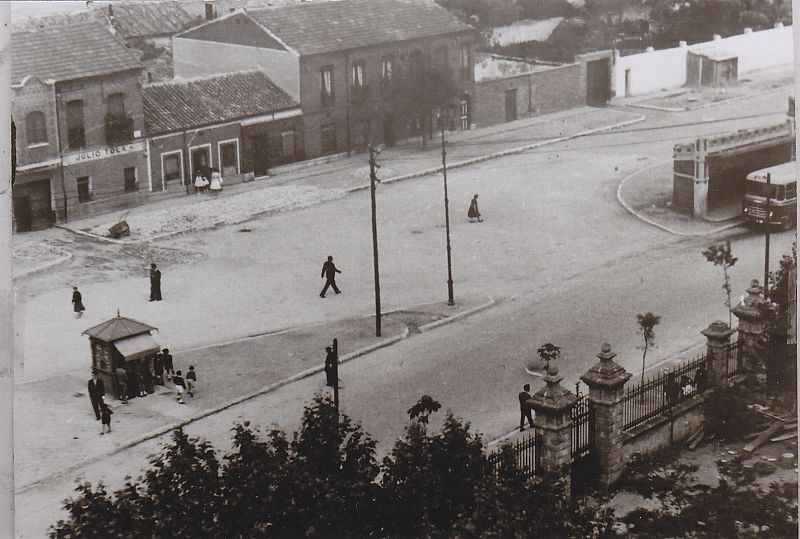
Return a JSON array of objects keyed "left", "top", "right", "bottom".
[
  {"left": 105, "top": 93, "right": 133, "bottom": 145},
  {"left": 25, "top": 111, "right": 47, "bottom": 145},
  {"left": 77, "top": 176, "right": 91, "bottom": 203},
  {"left": 66, "top": 100, "right": 85, "bottom": 149},
  {"left": 163, "top": 154, "right": 182, "bottom": 182}
]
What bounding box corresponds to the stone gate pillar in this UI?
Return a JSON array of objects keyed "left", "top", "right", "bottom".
[
  {"left": 732, "top": 279, "right": 769, "bottom": 373},
  {"left": 580, "top": 343, "right": 631, "bottom": 488},
  {"left": 529, "top": 364, "right": 577, "bottom": 492},
  {"left": 702, "top": 320, "right": 735, "bottom": 388}
]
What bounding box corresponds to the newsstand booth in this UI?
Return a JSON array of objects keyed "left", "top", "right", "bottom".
[{"left": 83, "top": 314, "right": 160, "bottom": 400}]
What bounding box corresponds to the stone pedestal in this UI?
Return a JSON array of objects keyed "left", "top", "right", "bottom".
[
  {"left": 702, "top": 321, "right": 735, "bottom": 388},
  {"left": 530, "top": 365, "right": 577, "bottom": 492},
  {"left": 732, "top": 279, "right": 769, "bottom": 373},
  {"left": 580, "top": 343, "right": 632, "bottom": 488}
]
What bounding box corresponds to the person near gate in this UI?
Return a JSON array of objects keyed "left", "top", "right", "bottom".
[
  {"left": 468, "top": 194, "right": 482, "bottom": 223},
  {"left": 149, "top": 263, "right": 162, "bottom": 301},
  {"left": 518, "top": 384, "right": 534, "bottom": 431},
  {"left": 324, "top": 346, "right": 338, "bottom": 387},
  {"left": 320, "top": 256, "right": 342, "bottom": 298},
  {"left": 72, "top": 287, "right": 85, "bottom": 318},
  {"left": 88, "top": 371, "right": 105, "bottom": 421}
]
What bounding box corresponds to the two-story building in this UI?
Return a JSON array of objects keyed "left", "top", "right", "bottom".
[
  {"left": 12, "top": 18, "right": 146, "bottom": 231},
  {"left": 143, "top": 69, "right": 302, "bottom": 191},
  {"left": 172, "top": 0, "right": 476, "bottom": 157}
]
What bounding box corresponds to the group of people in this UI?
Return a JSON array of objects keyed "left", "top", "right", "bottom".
[{"left": 194, "top": 168, "right": 224, "bottom": 194}]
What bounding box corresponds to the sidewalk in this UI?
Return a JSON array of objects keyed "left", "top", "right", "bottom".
[
  {"left": 617, "top": 160, "right": 746, "bottom": 236},
  {"left": 46, "top": 106, "right": 643, "bottom": 243},
  {"left": 15, "top": 297, "right": 493, "bottom": 492}
]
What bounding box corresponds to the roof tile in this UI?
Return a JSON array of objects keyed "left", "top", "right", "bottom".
[
  {"left": 92, "top": 1, "right": 196, "bottom": 40},
  {"left": 143, "top": 70, "right": 299, "bottom": 135}
]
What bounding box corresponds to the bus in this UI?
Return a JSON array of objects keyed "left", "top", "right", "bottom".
[{"left": 742, "top": 161, "right": 797, "bottom": 230}]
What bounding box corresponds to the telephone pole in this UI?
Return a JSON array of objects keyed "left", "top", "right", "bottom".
[
  {"left": 368, "top": 146, "right": 382, "bottom": 336},
  {"left": 440, "top": 118, "right": 455, "bottom": 306},
  {"left": 764, "top": 172, "right": 772, "bottom": 300},
  {"left": 332, "top": 338, "right": 339, "bottom": 417}
]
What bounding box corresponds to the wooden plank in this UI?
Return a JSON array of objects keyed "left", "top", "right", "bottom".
[
  {"left": 687, "top": 424, "right": 705, "bottom": 451},
  {"left": 744, "top": 421, "right": 785, "bottom": 452},
  {"left": 769, "top": 432, "right": 797, "bottom": 443}
]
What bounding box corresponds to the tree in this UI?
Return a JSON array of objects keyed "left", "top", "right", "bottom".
[
  {"left": 636, "top": 312, "right": 661, "bottom": 387},
  {"left": 702, "top": 241, "right": 738, "bottom": 327},
  {"left": 537, "top": 342, "right": 561, "bottom": 370},
  {"left": 397, "top": 62, "right": 460, "bottom": 149}
]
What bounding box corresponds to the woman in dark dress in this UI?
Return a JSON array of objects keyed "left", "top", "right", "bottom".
[
  {"left": 71, "top": 287, "right": 85, "bottom": 318},
  {"left": 468, "top": 194, "right": 482, "bottom": 223}
]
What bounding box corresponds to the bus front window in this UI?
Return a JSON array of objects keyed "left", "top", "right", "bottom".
[{"left": 745, "top": 181, "right": 779, "bottom": 199}]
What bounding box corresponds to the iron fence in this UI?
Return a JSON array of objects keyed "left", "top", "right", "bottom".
[
  {"left": 488, "top": 431, "right": 538, "bottom": 479},
  {"left": 725, "top": 338, "right": 743, "bottom": 378},
  {"left": 621, "top": 355, "right": 709, "bottom": 432}
]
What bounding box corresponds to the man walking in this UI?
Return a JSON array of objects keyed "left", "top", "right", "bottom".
[
  {"left": 87, "top": 371, "right": 105, "bottom": 420},
  {"left": 320, "top": 256, "right": 342, "bottom": 298},
  {"left": 162, "top": 348, "right": 174, "bottom": 381},
  {"left": 518, "top": 384, "right": 534, "bottom": 431},
  {"left": 114, "top": 366, "right": 128, "bottom": 404},
  {"left": 173, "top": 370, "right": 187, "bottom": 404},
  {"left": 149, "top": 263, "right": 162, "bottom": 301},
  {"left": 186, "top": 366, "right": 197, "bottom": 398}
]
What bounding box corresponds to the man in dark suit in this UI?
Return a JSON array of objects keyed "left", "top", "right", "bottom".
[
  {"left": 324, "top": 346, "right": 338, "bottom": 387},
  {"left": 518, "top": 384, "right": 534, "bottom": 431},
  {"left": 88, "top": 371, "right": 105, "bottom": 420},
  {"left": 320, "top": 256, "right": 342, "bottom": 298},
  {"left": 150, "top": 263, "right": 162, "bottom": 301}
]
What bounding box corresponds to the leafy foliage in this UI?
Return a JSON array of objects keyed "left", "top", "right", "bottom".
[
  {"left": 537, "top": 342, "right": 561, "bottom": 370},
  {"left": 703, "top": 384, "right": 768, "bottom": 441},
  {"left": 636, "top": 312, "right": 661, "bottom": 386},
  {"left": 703, "top": 241, "right": 738, "bottom": 327}
]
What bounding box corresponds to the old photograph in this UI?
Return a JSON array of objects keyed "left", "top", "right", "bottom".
[{"left": 2, "top": 0, "right": 798, "bottom": 536}]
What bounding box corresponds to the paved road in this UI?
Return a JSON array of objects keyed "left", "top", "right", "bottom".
[{"left": 15, "top": 87, "right": 796, "bottom": 537}]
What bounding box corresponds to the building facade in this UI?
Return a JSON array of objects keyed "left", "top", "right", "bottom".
[
  {"left": 12, "top": 19, "right": 146, "bottom": 231},
  {"left": 173, "top": 0, "right": 476, "bottom": 158},
  {"left": 143, "top": 70, "right": 302, "bottom": 192}
]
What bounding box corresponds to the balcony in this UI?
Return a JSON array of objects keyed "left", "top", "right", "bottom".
[{"left": 105, "top": 114, "right": 134, "bottom": 146}]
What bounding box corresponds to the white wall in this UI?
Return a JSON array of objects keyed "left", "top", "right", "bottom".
[
  {"left": 613, "top": 25, "right": 794, "bottom": 97},
  {"left": 173, "top": 38, "right": 301, "bottom": 100}
]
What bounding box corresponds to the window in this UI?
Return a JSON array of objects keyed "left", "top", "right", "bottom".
[
  {"left": 281, "top": 131, "right": 296, "bottom": 158},
  {"left": 409, "top": 50, "right": 424, "bottom": 81},
  {"left": 105, "top": 93, "right": 132, "bottom": 145},
  {"left": 351, "top": 61, "right": 366, "bottom": 102},
  {"left": 77, "top": 176, "right": 91, "bottom": 203},
  {"left": 219, "top": 140, "right": 239, "bottom": 176},
  {"left": 25, "top": 111, "right": 47, "bottom": 145},
  {"left": 123, "top": 167, "right": 137, "bottom": 192},
  {"left": 320, "top": 123, "right": 337, "bottom": 154},
  {"left": 320, "top": 67, "right": 335, "bottom": 107},
  {"left": 787, "top": 182, "right": 797, "bottom": 200},
  {"left": 66, "top": 100, "right": 85, "bottom": 149},
  {"left": 434, "top": 46, "right": 449, "bottom": 72},
  {"left": 381, "top": 56, "right": 393, "bottom": 95},
  {"left": 460, "top": 43, "right": 472, "bottom": 81},
  {"left": 162, "top": 152, "right": 183, "bottom": 183}
]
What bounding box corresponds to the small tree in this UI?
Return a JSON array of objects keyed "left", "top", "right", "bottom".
[
  {"left": 702, "top": 241, "right": 738, "bottom": 327},
  {"left": 636, "top": 312, "right": 661, "bottom": 387},
  {"left": 536, "top": 342, "right": 561, "bottom": 370}
]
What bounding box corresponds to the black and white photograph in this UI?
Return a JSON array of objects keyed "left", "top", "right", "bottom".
[{"left": 1, "top": 0, "right": 798, "bottom": 536}]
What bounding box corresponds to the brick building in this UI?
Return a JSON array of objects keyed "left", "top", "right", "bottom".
[
  {"left": 12, "top": 19, "right": 146, "bottom": 231},
  {"left": 173, "top": 0, "right": 476, "bottom": 157},
  {"left": 143, "top": 70, "right": 302, "bottom": 191}
]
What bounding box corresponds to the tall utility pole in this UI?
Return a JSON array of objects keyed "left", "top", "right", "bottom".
[
  {"left": 440, "top": 117, "right": 455, "bottom": 306},
  {"left": 332, "top": 337, "right": 339, "bottom": 417},
  {"left": 368, "top": 146, "right": 382, "bottom": 336},
  {"left": 764, "top": 172, "right": 772, "bottom": 300}
]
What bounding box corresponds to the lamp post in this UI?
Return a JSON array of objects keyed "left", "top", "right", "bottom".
[
  {"left": 439, "top": 107, "right": 455, "bottom": 306},
  {"left": 368, "top": 145, "right": 382, "bottom": 336},
  {"left": 764, "top": 172, "right": 772, "bottom": 300}
]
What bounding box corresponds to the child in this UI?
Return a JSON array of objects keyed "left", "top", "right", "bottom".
[
  {"left": 186, "top": 365, "right": 197, "bottom": 398},
  {"left": 173, "top": 370, "right": 186, "bottom": 404},
  {"left": 100, "top": 403, "right": 113, "bottom": 435}
]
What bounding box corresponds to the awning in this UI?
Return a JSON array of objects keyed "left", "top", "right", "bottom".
[{"left": 114, "top": 333, "right": 160, "bottom": 361}]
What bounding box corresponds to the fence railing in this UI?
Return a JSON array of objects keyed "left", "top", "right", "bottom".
[
  {"left": 725, "top": 338, "right": 743, "bottom": 378},
  {"left": 621, "top": 355, "right": 708, "bottom": 432},
  {"left": 488, "top": 431, "right": 538, "bottom": 479}
]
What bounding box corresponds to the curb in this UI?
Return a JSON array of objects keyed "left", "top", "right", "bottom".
[
  {"left": 345, "top": 113, "right": 647, "bottom": 194},
  {"left": 56, "top": 224, "right": 124, "bottom": 244},
  {"left": 417, "top": 298, "right": 496, "bottom": 332},
  {"left": 616, "top": 159, "right": 743, "bottom": 237},
  {"left": 12, "top": 246, "right": 73, "bottom": 280},
  {"left": 15, "top": 297, "right": 497, "bottom": 494}
]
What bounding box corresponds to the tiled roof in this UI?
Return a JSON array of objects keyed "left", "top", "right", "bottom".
[
  {"left": 143, "top": 70, "right": 300, "bottom": 135},
  {"left": 92, "top": 1, "right": 196, "bottom": 39},
  {"left": 11, "top": 19, "right": 143, "bottom": 85},
  {"left": 247, "top": 0, "right": 474, "bottom": 56},
  {"left": 83, "top": 316, "right": 158, "bottom": 343}
]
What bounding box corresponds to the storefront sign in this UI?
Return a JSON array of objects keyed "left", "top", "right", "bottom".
[{"left": 63, "top": 141, "right": 145, "bottom": 166}]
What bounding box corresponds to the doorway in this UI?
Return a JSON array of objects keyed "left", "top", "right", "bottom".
[
  {"left": 190, "top": 145, "right": 211, "bottom": 178},
  {"left": 505, "top": 89, "right": 518, "bottom": 122},
  {"left": 250, "top": 135, "right": 270, "bottom": 176},
  {"left": 586, "top": 58, "right": 611, "bottom": 106}
]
